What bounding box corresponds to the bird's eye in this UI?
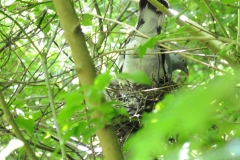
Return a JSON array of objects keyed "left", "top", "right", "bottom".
[{"left": 182, "top": 59, "right": 185, "bottom": 62}]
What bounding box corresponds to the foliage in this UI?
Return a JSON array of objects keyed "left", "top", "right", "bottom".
[
  {"left": 125, "top": 75, "right": 240, "bottom": 159},
  {"left": 0, "top": 0, "right": 239, "bottom": 159}
]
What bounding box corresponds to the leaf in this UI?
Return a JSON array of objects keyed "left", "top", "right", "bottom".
[
  {"left": 220, "top": 42, "right": 234, "bottom": 56},
  {"left": 7, "top": 3, "right": 17, "bottom": 12},
  {"left": 98, "top": 101, "right": 129, "bottom": 122},
  {"left": 85, "top": 87, "right": 102, "bottom": 105},
  {"left": 85, "top": 72, "right": 112, "bottom": 105},
  {"left": 83, "top": 126, "right": 98, "bottom": 144},
  {"left": 81, "top": 14, "right": 93, "bottom": 26},
  {"left": 15, "top": 117, "right": 34, "bottom": 135},
  {"left": 73, "top": 121, "right": 87, "bottom": 136},
  {"left": 118, "top": 71, "right": 151, "bottom": 85},
  {"left": 93, "top": 72, "right": 111, "bottom": 90},
  {"left": 125, "top": 76, "right": 240, "bottom": 159},
  {"left": 222, "top": 0, "right": 236, "bottom": 3},
  {"left": 63, "top": 121, "right": 87, "bottom": 141},
  {"left": 138, "top": 35, "right": 161, "bottom": 58},
  {"left": 58, "top": 92, "right": 84, "bottom": 124},
  {"left": 25, "top": 110, "right": 41, "bottom": 121}
]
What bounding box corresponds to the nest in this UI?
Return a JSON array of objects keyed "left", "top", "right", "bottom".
[{"left": 105, "top": 79, "right": 179, "bottom": 145}]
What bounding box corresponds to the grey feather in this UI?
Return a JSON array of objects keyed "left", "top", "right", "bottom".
[
  {"left": 118, "top": 0, "right": 170, "bottom": 87},
  {"left": 170, "top": 53, "right": 188, "bottom": 75}
]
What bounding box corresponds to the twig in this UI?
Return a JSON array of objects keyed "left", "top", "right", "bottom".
[
  {"left": 40, "top": 20, "right": 67, "bottom": 158},
  {"left": 0, "top": 91, "right": 38, "bottom": 159}
]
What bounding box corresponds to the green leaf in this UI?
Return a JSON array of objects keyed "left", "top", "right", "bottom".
[
  {"left": 125, "top": 76, "right": 240, "bottom": 159},
  {"left": 118, "top": 71, "right": 151, "bottom": 85},
  {"left": 83, "top": 126, "right": 98, "bottom": 144},
  {"left": 63, "top": 121, "right": 87, "bottom": 141},
  {"left": 58, "top": 92, "right": 84, "bottom": 124},
  {"left": 7, "top": 3, "right": 17, "bottom": 12},
  {"left": 219, "top": 42, "right": 234, "bottom": 56},
  {"left": 73, "top": 121, "right": 87, "bottom": 136},
  {"left": 85, "top": 87, "right": 102, "bottom": 105},
  {"left": 15, "top": 116, "right": 34, "bottom": 135},
  {"left": 85, "top": 72, "right": 112, "bottom": 105},
  {"left": 137, "top": 44, "right": 147, "bottom": 58},
  {"left": 188, "top": 2, "right": 198, "bottom": 11},
  {"left": 138, "top": 35, "right": 161, "bottom": 58},
  {"left": 93, "top": 72, "right": 111, "bottom": 90},
  {"left": 25, "top": 110, "right": 41, "bottom": 121},
  {"left": 222, "top": 0, "right": 236, "bottom": 3},
  {"left": 81, "top": 14, "right": 93, "bottom": 26},
  {"left": 98, "top": 101, "right": 129, "bottom": 122}
]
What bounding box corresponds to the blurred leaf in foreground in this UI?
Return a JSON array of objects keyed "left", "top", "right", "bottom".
[{"left": 125, "top": 75, "right": 240, "bottom": 160}]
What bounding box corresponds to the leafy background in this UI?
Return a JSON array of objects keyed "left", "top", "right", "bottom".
[{"left": 0, "top": 0, "right": 240, "bottom": 159}]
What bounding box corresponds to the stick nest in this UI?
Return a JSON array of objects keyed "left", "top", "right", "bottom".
[{"left": 105, "top": 79, "right": 179, "bottom": 145}]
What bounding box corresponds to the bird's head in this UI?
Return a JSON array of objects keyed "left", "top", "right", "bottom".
[{"left": 170, "top": 53, "right": 189, "bottom": 76}]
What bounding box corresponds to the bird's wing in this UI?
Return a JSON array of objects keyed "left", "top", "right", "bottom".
[
  {"left": 118, "top": 31, "right": 137, "bottom": 72},
  {"left": 119, "top": 0, "right": 171, "bottom": 83},
  {"left": 137, "top": 0, "right": 148, "bottom": 29}
]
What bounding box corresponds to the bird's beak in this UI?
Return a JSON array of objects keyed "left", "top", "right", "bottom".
[
  {"left": 185, "top": 68, "right": 189, "bottom": 76},
  {"left": 186, "top": 72, "right": 189, "bottom": 76}
]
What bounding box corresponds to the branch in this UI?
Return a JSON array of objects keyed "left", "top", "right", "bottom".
[
  {"left": 94, "top": 1, "right": 133, "bottom": 51},
  {"left": 237, "top": 1, "right": 240, "bottom": 51},
  {"left": 148, "top": 0, "right": 239, "bottom": 69},
  {"left": 52, "top": 1, "right": 123, "bottom": 160},
  {"left": 40, "top": 20, "right": 66, "bottom": 158},
  {"left": 202, "top": 0, "right": 229, "bottom": 38},
  {"left": 0, "top": 91, "right": 38, "bottom": 160}
]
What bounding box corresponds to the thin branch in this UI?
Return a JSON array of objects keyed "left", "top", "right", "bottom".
[
  {"left": 93, "top": 0, "right": 103, "bottom": 32},
  {"left": 148, "top": 0, "right": 239, "bottom": 69},
  {"left": 0, "top": 91, "right": 38, "bottom": 160},
  {"left": 177, "top": 53, "right": 227, "bottom": 74},
  {"left": 237, "top": 1, "right": 240, "bottom": 51},
  {"left": 90, "top": 13, "right": 147, "bottom": 38},
  {"left": 94, "top": 1, "right": 135, "bottom": 51},
  {"left": 40, "top": 20, "right": 66, "bottom": 159},
  {"left": 207, "top": 0, "right": 240, "bottom": 9},
  {"left": 202, "top": 0, "right": 229, "bottom": 38}
]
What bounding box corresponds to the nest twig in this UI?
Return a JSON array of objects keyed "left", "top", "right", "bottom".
[{"left": 106, "top": 79, "right": 179, "bottom": 145}]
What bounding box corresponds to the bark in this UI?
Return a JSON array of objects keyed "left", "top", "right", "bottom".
[{"left": 52, "top": 1, "right": 123, "bottom": 160}]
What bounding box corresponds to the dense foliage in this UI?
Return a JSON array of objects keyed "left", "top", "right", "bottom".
[{"left": 0, "top": 0, "right": 239, "bottom": 159}]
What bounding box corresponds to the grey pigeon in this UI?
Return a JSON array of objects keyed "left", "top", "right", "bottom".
[
  {"left": 170, "top": 53, "right": 189, "bottom": 76},
  {"left": 118, "top": 0, "right": 170, "bottom": 87}
]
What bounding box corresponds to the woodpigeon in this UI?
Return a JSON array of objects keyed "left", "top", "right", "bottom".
[
  {"left": 118, "top": 0, "right": 188, "bottom": 86},
  {"left": 170, "top": 53, "right": 189, "bottom": 76},
  {"left": 118, "top": 0, "right": 170, "bottom": 87}
]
